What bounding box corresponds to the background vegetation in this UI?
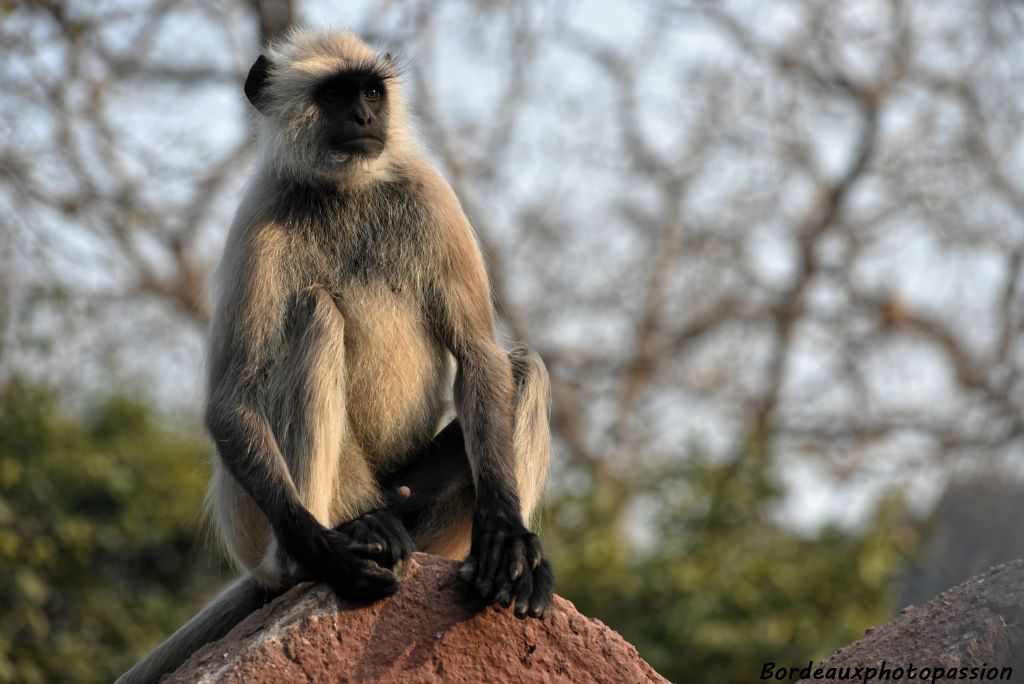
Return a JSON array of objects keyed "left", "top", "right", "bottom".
[
  {"left": 3, "top": 1, "right": 1023, "bottom": 682},
  {"left": 0, "top": 381, "right": 225, "bottom": 683}
]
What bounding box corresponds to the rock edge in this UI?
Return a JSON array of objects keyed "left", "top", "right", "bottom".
[{"left": 165, "top": 553, "right": 668, "bottom": 683}]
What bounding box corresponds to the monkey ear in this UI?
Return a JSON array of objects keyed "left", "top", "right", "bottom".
[{"left": 245, "top": 55, "right": 273, "bottom": 113}]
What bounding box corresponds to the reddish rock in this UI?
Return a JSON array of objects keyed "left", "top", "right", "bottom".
[
  {"left": 165, "top": 553, "right": 667, "bottom": 683},
  {"left": 797, "top": 560, "right": 1024, "bottom": 683}
]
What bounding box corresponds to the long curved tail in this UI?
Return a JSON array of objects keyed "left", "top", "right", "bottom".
[{"left": 116, "top": 574, "right": 285, "bottom": 684}]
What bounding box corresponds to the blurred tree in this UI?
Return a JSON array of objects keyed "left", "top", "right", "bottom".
[
  {"left": 0, "top": 379, "right": 228, "bottom": 684},
  {"left": 3, "top": 0, "right": 1021, "bottom": 507}
]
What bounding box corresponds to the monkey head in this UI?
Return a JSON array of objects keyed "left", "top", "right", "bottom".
[{"left": 243, "top": 30, "right": 415, "bottom": 183}]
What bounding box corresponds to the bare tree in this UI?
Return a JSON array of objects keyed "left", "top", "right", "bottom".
[{"left": 2, "top": 0, "right": 1022, "bottom": 519}]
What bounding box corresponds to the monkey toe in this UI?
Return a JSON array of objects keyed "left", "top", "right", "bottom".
[{"left": 462, "top": 549, "right": 552, "bottom": 619}]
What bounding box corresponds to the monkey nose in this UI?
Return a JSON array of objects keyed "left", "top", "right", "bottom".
[{"left": 352, "top": 107, "right": 373, "bottom": 126}]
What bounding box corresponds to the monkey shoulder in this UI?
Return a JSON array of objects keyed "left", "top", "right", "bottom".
[{"left": 397, "top": 160, "right": 468, "bottom": 228}]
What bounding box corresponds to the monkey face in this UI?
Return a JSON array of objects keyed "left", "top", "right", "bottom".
[
  {"left": 244, "top": 45, "right": 406, "bottom": 180},
  {"left": 313, "top": 72, "right": 389, "bottom": 164}
]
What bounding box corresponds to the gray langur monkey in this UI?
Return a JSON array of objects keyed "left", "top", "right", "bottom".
[{"left": 117, "top": 28, "right": 553, "bottom": 684}]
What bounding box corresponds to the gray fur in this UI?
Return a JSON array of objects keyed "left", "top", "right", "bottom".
[{"left": 118, "top": 28, "right": 552, "bottom": 683}]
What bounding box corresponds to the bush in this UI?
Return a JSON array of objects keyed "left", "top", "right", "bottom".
[{"left": 0, "top": 379, "right": 229, "bottom": 683}]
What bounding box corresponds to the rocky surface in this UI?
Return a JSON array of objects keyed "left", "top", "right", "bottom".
[
  {"left": 796, "top": 560, "right": 1024, "bottom": 683},
  {"left": 165, "top": 553, "right": 668, "bottom": 683}
]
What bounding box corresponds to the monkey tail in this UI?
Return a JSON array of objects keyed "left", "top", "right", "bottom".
[
  {"left": 116, "top": 574, "right": 285, "bottom": 684},
  {"left": 509, "top": 345, "right": 552, "bottom": 525}
]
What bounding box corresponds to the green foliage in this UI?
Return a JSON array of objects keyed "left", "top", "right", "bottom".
[
  {"left": 0, "top": 378, "right": 229, "bottom": 684},
  {"left": 0, "top": 376, "right": 913, "bottom": 683},
  {"left": 542, "top": 441, "right": 914, "bottom": 683}
]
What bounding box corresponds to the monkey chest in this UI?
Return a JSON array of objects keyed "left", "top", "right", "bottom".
[{"left": 330, "top": 282, "right": 449, "bottom": 464}]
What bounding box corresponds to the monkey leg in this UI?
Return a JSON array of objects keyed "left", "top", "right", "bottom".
[
  {"left": 208, "top": 465, "right": 273, "bottom": 577},
  {"left": 380, "top": 345, "right": 553, "bottom": 614},
  {"left": 274, "top": 287, "right": 413, "bottom": 583},
  {"left": 266, "top": 288, "right": 364, "bottom": 526}
]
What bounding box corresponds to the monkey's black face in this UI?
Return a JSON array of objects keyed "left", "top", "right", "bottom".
[{"left": 313, "top": 72, "right": 389, "bottom": 162}]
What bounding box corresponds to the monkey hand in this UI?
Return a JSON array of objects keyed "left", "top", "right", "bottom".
[
  {"left": 282, "top": 512, "right": 411, "bottom": 604},
  {"left": 459, "top": 506, "right": 554, "bottom": 619},
  {"left": 333, "top": 509, "right": 414, "bottom": 574}
]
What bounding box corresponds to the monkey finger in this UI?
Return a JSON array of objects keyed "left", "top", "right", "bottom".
[
  {"left": 512, "top": 564, "right": 535, "bottom": 619},
  {"left": 351, "top": 557, "right": 403, "bottom": 592},
  {"left": 508, "top": 536, "right": 526, "bottom": 581},
  {"left": 394, "top": 527, "right": 414, "bottom": 563},
  {"left": 360, "top": 512, "right": 408, "bottom": 566},
  {"left": 345, "top": 540, "right": 386, "bottom": 556},
  {"left": 359, "top": 560, "right": 400, "bottom": 585},
  {"left": 321, "top": 553, "right": 400, "bottom": 604},
  {"left": 525, "top": 559, "right": 554, "bottom": 619},
  {"left": 342, "top": 528, "right": 385, "bottom": 555},
  {"left": 340, "top": 574, "right": 399, "bottom": 602},
  {"left": 493, "top": 554, "right": 514, "bottom": 607},
  {"left": 472, "top": 531, "right": 497, "bottom": 595},
  {"left": 321, "top": 527, "right": 385, "bottom": 559},
  {"left": 526, "top": 533, "right": 543, "bottom": 570},
  {"left": 375, "top": 512, "right": 414, "bottom": 564},
  {"left": 335, "top": 517, "right": 390, "bottom": 558},
  {"left": 379, "top": 526, "right": 412, "bottom": 568},
  {"left": 480, "top": 529, "right": 506, "bottom": 589}
]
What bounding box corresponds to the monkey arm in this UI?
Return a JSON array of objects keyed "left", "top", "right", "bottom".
[
  {"left": 423, "top": 174, "right": 553, "bottom": 618},
  {"left": 424, "top": 186, "right": 521, "bottom": 516}
]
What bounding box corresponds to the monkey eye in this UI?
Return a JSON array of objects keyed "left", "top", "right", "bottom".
[
  {"left": 364, "top": 87, "right": 381, "bottom": 102},
  {"left": 323, "top": 87, "right": 342, "bottom": 102}
]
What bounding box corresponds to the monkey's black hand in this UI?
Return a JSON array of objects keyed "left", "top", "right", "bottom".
[
  {"left": 280, "top": 513, "right": 408, "bottom": 605},
  {"left": 334, "top": 508, "right": 414, "bottom": 572},
  {"left": 459, "top": 505, "right": 554, "bottom": 619}
]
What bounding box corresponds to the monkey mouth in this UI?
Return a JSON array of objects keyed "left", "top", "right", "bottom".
[{"left": 327, "top": 136, "right": 385, "bottom": 158}]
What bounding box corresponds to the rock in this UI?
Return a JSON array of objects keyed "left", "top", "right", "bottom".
[
  {"left": 797, "top": 560, "right": 1024, "bottom": 683},
  {"left": 165, "top": 553, "right": 667, "bottom": 683}
]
